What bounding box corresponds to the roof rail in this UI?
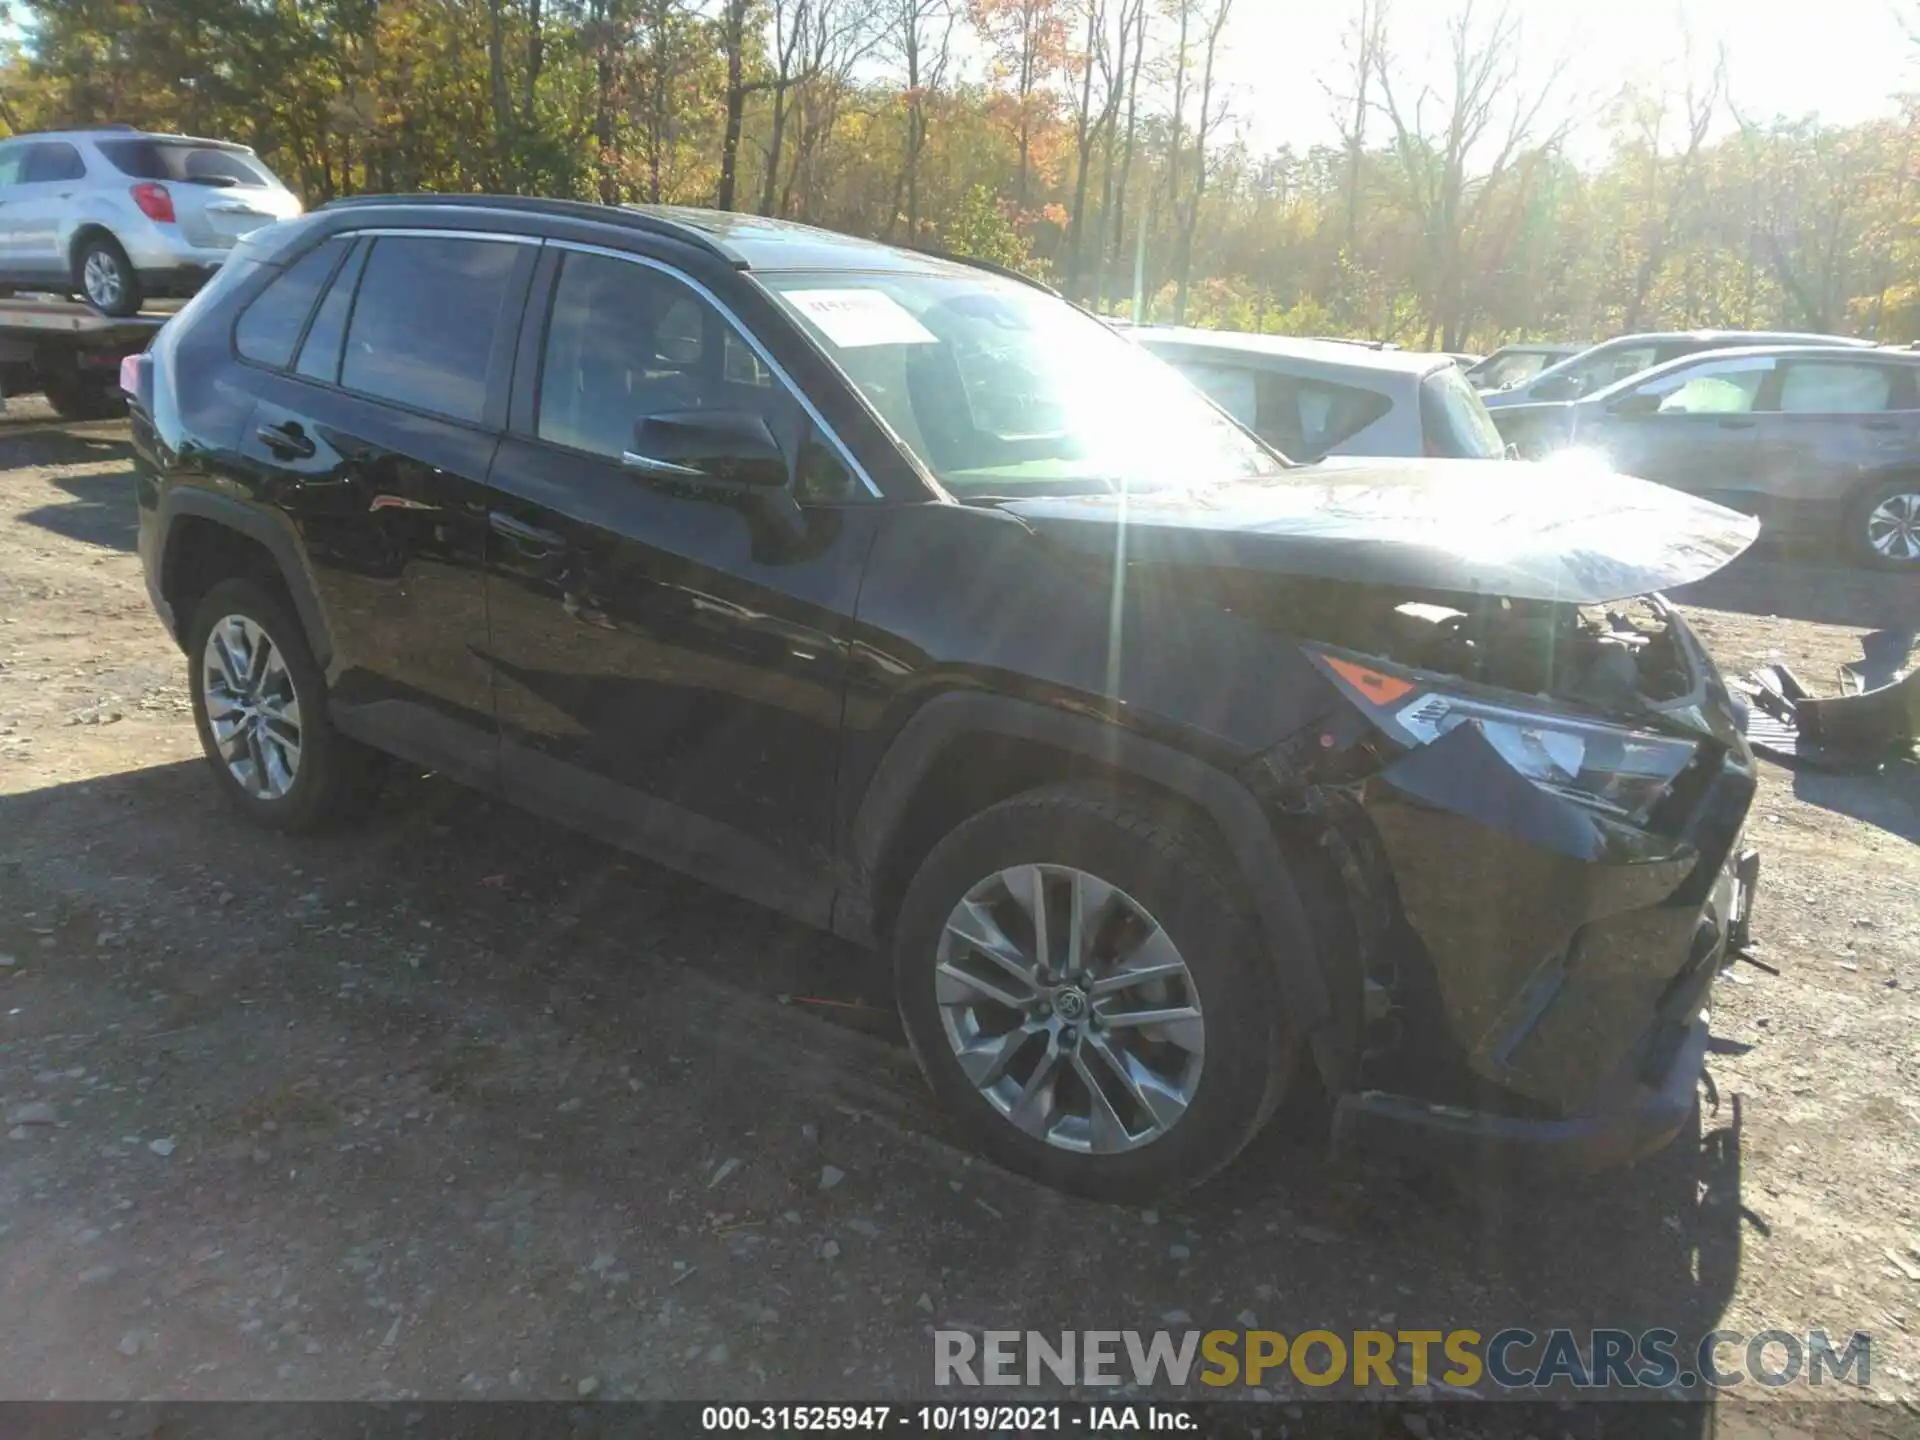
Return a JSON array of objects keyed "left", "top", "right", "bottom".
[
  {"left": 318, "top": 193, "right": 742, "bottom": 266},
  {"left": 905, "top": 247, "right": 1059, "bottom": 297}
]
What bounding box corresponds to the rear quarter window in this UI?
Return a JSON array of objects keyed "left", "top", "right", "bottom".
[
  {"left": 98, "top": 139, "right": 273, "bottom": 188},
  {"left": 233, "top": 238, "right": 350, "bottom": 370},
  {"left": 1255, "top": 373, "right": 1392, "bottom": 457}
]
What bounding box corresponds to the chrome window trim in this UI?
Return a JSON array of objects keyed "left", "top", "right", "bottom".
[
  {"left": 339, "top": 227, "right": 542, "bottom": 245},
  {"left": 542, "top": 238, "right": 883, "bottom": 500}
]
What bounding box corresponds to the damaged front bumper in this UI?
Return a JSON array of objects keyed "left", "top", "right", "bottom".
[{"left": 1263, "top": 604, "right": 1760, "bottom": 1173}]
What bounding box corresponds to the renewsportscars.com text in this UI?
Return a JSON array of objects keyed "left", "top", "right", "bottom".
[{"left": 933, "top": 1328, "right": 1871, "bottom": 1392}]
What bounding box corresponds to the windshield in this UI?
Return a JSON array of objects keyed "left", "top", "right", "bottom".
[
  {"left": 1419, "top": 365, "right": 1507, "bottom": 457},
  {"left": 759, "top": 270, "right": 1285, "bottom": 497},
  {"left": 1471, "top": 350, "right": 1559, "bottom": 390}
]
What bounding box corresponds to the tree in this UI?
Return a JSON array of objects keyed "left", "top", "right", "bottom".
[
  {"left": 1373, "top": 0, "right": 1569, "bottom": 347},
  {"left": 969, "top": 0, "right": 1069, "bottom": 209},
  {"left": 885, "top": 0, "right": 956, "bottom": 241}
]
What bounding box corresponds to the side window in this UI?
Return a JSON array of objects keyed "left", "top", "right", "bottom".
[
  {"left": 22, "top": 142, "right": 86, "bottom": 183},
  {"left": 536, "top": 251, "right": 859, "bottom": 499},
  {"left": 0, "top": 146, "right": 22, "bottom": 187},
  {"left": 294, "top": 240, "right": 367, "bottom": 383},
  {"left": 1629, "top": 357, "right": 1774, "bottom": 415},
  {"left": 1570, "top": 345, "right": 1658, "bottom": 394},
  {"left": 1169, "top": 362, "right": 1258, "bottom": 429},
  {"left": 234, "top": 237, "right": 349, "bottom": 370},
  {"left": 340, "top": 236, "right": 521, "bottom": 424},
  {"left": 1777, "top": 362, "right": 1896, "bottom": 414},
  {"left": 1255, "top": 374, "right": 1392, "bottom": 456}
]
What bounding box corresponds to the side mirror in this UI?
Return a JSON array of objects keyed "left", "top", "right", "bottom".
[
  {"left": 625, "top": 409, "right": 789, "bottom": 489},
  {"left": 1606, "top": 391, "right": 1662, "bottom": 419}
]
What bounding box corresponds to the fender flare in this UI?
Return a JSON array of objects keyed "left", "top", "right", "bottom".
[
  {"left": 156, "top": 487, "right": 335, "bottom": 668},
  {"left": 844, "top": 690, "right": 1332, "bottom": 1046}
]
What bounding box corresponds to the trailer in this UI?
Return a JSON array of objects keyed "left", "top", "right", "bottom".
[{"left": 0, "top": 296, "right": 172, "bottom": 420}]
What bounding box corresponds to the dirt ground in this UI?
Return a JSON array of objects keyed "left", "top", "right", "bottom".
[{"left": 0, "top": 402, "right": 1915, "bottom": 1436}]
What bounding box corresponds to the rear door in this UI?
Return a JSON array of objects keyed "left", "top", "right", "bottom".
[
  {"left": 234, "top": 228, "right": 536, "bottom": 787},
  {"left": 1576, "top": 353, "right": 1777, "bottom": 497},
  {"left": 1751, "top": 356, "right": 1920, "bottom": 520},
  {"left": 483, "top": 241, "right": 883, "bottom": 922}
]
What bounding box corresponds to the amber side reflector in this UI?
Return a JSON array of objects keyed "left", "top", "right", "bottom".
[{"left": 1324, "top": 655, "right": 1415, "bottom": 706}]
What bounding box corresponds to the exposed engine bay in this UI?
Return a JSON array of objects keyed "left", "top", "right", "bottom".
[
  {"left": 1355, "top": 593, "right": 1695, "bottom": 713},
  {"left": 1187, "top": 568, "right": 1698, "bottom": 719}
]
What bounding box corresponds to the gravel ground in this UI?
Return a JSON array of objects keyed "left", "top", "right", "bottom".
[{"left": 0, "top": 402, "right": 1915, "bottom": 1437}]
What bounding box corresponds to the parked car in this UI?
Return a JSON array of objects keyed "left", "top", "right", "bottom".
[
  {"left": 0, "top": 126, "right": 302, "bottom": 316},
  {"left": 1493, "top": 344, "right": 1920, "bottom": 567},
  {"left": 1133, "top": 329, "right": 1509, "bottom": 460},
  {"left": 127, "top": 196, "right": 1762, "bottom": 1198},
  {"left": 1463, "top": 342, "right": 1582, "bottom": 392},
  {"left": 1481, "top": 330, "right": 1875, "bottom": 411}
]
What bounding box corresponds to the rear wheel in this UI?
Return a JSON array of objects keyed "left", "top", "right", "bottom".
[
  {"left": 1847, "top": 478, "right": 1920, "bottom": 569},
  {"left": 186, "top": 578, "right": 384, "bottom": 831},
  {"left": 892, "top": 784, "right": 1298, "bottom": 1200},
  {"left": 74, "top": 235, "right": 143, "bottom": 317}
]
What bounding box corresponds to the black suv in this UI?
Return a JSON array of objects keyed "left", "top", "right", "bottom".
[{"left": 130, "top": 197, "right": 1762, "bottom": 1198}]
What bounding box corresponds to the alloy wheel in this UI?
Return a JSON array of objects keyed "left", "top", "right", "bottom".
[
  {"left": 1866, "top": 490, "right": 1920, "bottom": 562},
  {"left": 202, "top": 614, "right": 303, "bottom": 799},
  {"left": 82, "top": 250, "right": 124, "bottom": 310},
  {"left": 934, "top": 864, "right": 1205, "bottom": 1155}
]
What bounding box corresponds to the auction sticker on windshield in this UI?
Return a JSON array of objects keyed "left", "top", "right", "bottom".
[{"left": 785, "top": 288, "right": 938, "bottom": 347}]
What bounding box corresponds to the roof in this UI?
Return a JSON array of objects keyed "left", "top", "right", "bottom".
[
  {"left": 1132, "top": 327, "right": 1453, "bottom": 378},
  {"left": 1585, "top": 342, "right": 1920, "bottom": 402},
  {"left": 1592, "top": 329, "right": 1874, "bottom": 348},
  {"left": 4, "top": 127, "right": 252, "bottom": 152},
  {"left": 317, "top": 194, "right": 1025, "bottom": 281}
]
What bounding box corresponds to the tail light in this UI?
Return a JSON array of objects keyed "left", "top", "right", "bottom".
[
  {"left": 119, "top": 352, "right": 154, "bottom": 412},
  {"left": 131, "top": 183, "right": 175, "bottom": 223}
]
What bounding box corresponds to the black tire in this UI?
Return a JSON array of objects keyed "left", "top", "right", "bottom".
[
  {"left": 186, "top": 578, "right": 384, "bottom": 832},
  {"left": 73, "top": 234, "right": 143, "bottom": 317},
  {"left": 892, "top": 783, "right": 1299, "bottom": 1200},
  {"left": 40, "top": 372, "right": 124, "bottom": 421},
  {"left": 1845, "top": 477, "right": 1920, "bottom": 570}
]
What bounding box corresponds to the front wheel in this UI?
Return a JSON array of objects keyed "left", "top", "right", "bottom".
[
  {"left": 186, "top": 578, "right": 384, "bottom": 831},
  {"left": 892, "top": 784, "right": 1298, "bottom": 1200},
  {"left": 1847, "top": 479, "right": 1920, "bottom": 569}
]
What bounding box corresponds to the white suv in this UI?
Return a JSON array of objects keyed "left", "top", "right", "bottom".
[{"left": 0, "top": 126, "right": 302, "bottom": 315}]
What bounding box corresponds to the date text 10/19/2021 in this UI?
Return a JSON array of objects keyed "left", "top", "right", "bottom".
[{"left": 701, "top": 1406, "right": 1194, "bottom": 1431}]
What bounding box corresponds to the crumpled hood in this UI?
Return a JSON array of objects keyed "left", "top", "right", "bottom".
[{"left": 998, "top": 457, "right": 1758, "bottom": 604}]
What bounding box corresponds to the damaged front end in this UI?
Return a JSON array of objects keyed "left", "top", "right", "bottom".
[{"left": 1246, "top": 586, "right": 1759, "bottom": 1172}]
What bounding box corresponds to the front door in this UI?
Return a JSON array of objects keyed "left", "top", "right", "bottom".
[
  {"left": 233, "top": 229, "right": 536, "bottom": 786},
  {"left": 1579, "top": 353, "right": 1776, "bottom": 501},
  {"left": 483, "top": 243, "right": 882, "bottom": 924},
  {"left": 10, "top": 141, "right": 89, "bottom": 282}
]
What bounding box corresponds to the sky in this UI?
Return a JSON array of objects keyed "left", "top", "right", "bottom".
[{"left": 1218, "top": 0, "right": 1920, "bottom": 161}]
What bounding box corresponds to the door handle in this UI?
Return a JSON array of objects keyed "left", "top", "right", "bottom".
[
  {"left": 489, "top": 510, "right": 565, "bottom": 552},
  {"left": 255, "top": 421, "right": 316, "bottom": 458},
  {"left": 1717, "top": 418, "right": 1757, "bottom": 430},
  {"left": 1863, "top": 420, "right": 1900, "bottom": 432}
]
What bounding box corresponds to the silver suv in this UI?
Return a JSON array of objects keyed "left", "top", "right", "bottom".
[
  {"left": 0, "top": 126, "right": 302, "bottom": 315},
  {"left": 1132, "top": 328, "right": 1510, "bottom": 461}
]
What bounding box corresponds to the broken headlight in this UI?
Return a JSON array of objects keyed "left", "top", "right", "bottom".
[
  {"left": 1390, "top": 692, "right": 1697, "bottom": 822},
  {"left": 1312, "top": 652, "right": 1698, "bottom": 823}
]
